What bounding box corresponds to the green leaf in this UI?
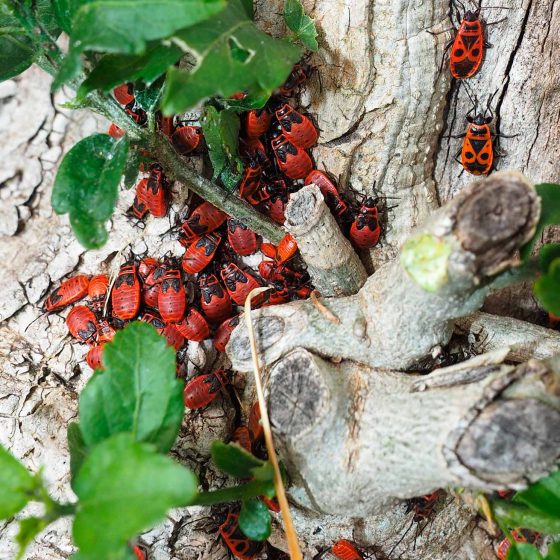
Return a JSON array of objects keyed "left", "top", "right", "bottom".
[
  {"left": 240, "top": 0, "right": 253, "bottom": 18},
  {"left": 78, "top": 43, "right": 182, "bottom": 98},
  {"left": 546, "top": 542, "right": 560, "bottom": 560},
  {"left": 494, "top": 501, "right": 560, "bottom": 534},
  {"left": 521, "top": 183, "right": 560, "bottom": 259},
  {"left": 161, "top": 0, "right": 301, "bottom": 114},
  {"left": 52, "top": 0, "right": 94, "bottom": 33},
  {"left": 284, "top": 0, "right": 318, "bottom": 52},
  {"left": 539, "top": 245, "right": 560, "bottom": 272},
  {"left": 0, "top": 445, "right": 36, "bottom": 519},
  {"left": 79, "top": 322, "right": 183, "bottom": 453},
  {"left": 507, "top": 543, "right": 545, "bottom": 560},
  {"left": 514, "top": 470, "right": 560, "bottom": 518},
  {"left": 16, "top": 517, "right": 48, "bottom": 560},
  {"left": 534, "top": 259, "right": 560, "bottom": 316},
  {"left": 250, "top": 461, "right": 274, "bottom": 483},
  {"left": 71, "top": 0, "right": 225, "bottom": 55},
  {"left": 219, "top": 89, "right": 271, "bottom": 111},
  {"left": 239, "top": 498, "right": 271, "bottom": 541},
  {"left": 133, "top": 77, "right": 165, "bottom": 112},
  {"left": 401, "top": 233, "right": 451, "bottom": 292},
  {"left": 201, "top": 106, "right": 243, "bottom": 185},
  {"left": 73, "top": 433, "right": 197, "bottom": 559},
  {"left": 211, "top": 441, "right": 264, "bottom": 478},
  {"left": 0, "top": 7, "right": 35, "bottom": 81},
  {"left": 68, "top": 422, "right": 89, "bottom": 489},
  {"left": 123, "top": 151, "right": 140, "bottom": 190},
  {"left": 52, "top": 134, "right": 129, "bottom": 249}
]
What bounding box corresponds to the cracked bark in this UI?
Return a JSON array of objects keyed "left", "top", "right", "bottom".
[{"left": 2, "top": 0, "right": 560, "bottom": 558}]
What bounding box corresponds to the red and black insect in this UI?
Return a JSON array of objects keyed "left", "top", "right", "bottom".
[
  {"left": 174, "top": 307, "right": 210, "bottom": 342},
  {"left": 138, "top": 257, "right": 159, "bottom": 283},
  {"left": 331, "top": 539, "right": 364, "bottom": 560},
  {"left": 213, "top": 315, "right": 240, "bottom": 353},
  {"left": 140, "top": 312, "right": 166, "bottom": 332},
  {"left": 220, "top": 263, "right": 261, "bottom": 306},
  {"left": 158, "top": 268, "right": 186, "bottom": 323},
  {"left": 305, "top": 170, "right": 352, "bottom": 224},
  {"left": 172, "top": 125, "right": 203, "bottom": 155},
  {"left": 113, "top": 83, "right": 135, "bottom": 106},
  {"left": 66, "top": 305, "right": 97, "bottom": 344},
  {"left": 275, "top": 103, "right": 318, "bottom": 149},
  {"left": 108, "top": 123, "right": 125, "bottom": 139},
  {"left": 270, "top": 131, "right": 313, "bottom": 180},
  {"left": 158, "top": 114, "right": 175, "bottom": 137},
  {"left": 496, "top": 530, "right": 527, "bottom": 560},
  {"left": 349, "top": 197, "right": 382, "bottom": 250},
  {"left": 86, "top": 344, "right": 105, "bottom": 370},
  {"left": 43, "top": 275, "right": 90, "bottom": 312},
  {"left": 111, "top": 264, "right": 141, "bottom": 320},
  {"left": 260, "top": 496, "right": 280, "bottom": 513},
  {"left": 125, "top": 103, "right": 147, "bottom": 126},
  {"left": 142, "top": 283, "right": 160, "bottom": 309},
  {"left": 96, "top": 319, "right": 116, "bottom": 343},
  {"left": 244, "top": 109, "right": 271, "bottom": 138},
  {"left": 183, "top": 369, "right": 230, "bottom": 409},
  {"left": 261, "top": 196, "right": 286, "bottom": 225},
  {"left": 162, "top": 323, "right": 185, "bottom": 350},
  {"left": 145, "top": 164, "right": 168, "bottom": 218},
  {"left": 182, "top": 232, "right": 222, "bottom": 274},
  {"left": 180, "top": 201, "right": 227, "bottom": 244},
  {"left": 277, "top": 61, "right": 312, "bottom": 97},
  {"left": 240, "top": 136, "right": 269, "bottom": 166},
  {"left": 227, "top": 218, "right": 260, "bottom": 256},
  {"left": 276, "top": 233, "right": 297, "bottom": 264},
  {"left": 219, "top": 512, "right": 262, "bottom": 560},
  {"left": 88, "top": 274, "right": 109, "bottom": 312},
  {"left": 200, "top": 274, "right": 233, "bottom": 324},
  {"left": 232, "top": 426, "right": 252, "bottom": 453},
  {"left": 238, "top": 161, "right": 263, "bottom": 200},
  {"left": 129, "top": 178, "right": 149, "bottom": 221},
  {"left": 132, "top": 544, "right": 147, "bottom": 560}
]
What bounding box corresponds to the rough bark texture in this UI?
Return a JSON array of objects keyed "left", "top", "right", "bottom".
[{"left": 2, "top": 0, "right": 560, "bottom": 558}]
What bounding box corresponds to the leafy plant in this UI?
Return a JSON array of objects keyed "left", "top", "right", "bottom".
[
  {"left": 0, "top": 322, "right": 275, "bottom": 558},
  {"left": 491, "top": 470, "right": 560, "bottom": 559},
  {"left": 0, "top": 0, "right": 318, "bottom": 249}
]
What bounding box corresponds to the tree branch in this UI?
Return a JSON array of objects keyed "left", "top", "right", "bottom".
[{"left": 266, "top": 348, "right": 560, "bottom": 516}]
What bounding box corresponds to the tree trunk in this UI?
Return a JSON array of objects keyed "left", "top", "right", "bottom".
[{"left": 1, "top": 0, "right": 560, "bottom": 558}]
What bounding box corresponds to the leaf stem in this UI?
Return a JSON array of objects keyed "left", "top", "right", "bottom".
[{"left": 191, "top": 480, "right": 272, "bottom": 506}]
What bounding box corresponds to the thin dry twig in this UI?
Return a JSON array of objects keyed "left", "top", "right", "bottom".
[
  {"left": 244, "top": 287, "right": 302, "bottom": 560},
  {"left": 310, "top": 290, "right": 341, "bottom": 324}
]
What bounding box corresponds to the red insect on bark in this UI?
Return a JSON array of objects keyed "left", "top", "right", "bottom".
[
  {"left": 108, "top": 123, "right": 125, "bottom": 138},
  {"left": 248, "top": 401, "right": 263, "bottom": 442},
  {"left": 261, "top": 496, "right": 280, "bottom": 513},
  {"left": 200, "top": 274, "right": 233, "bottom": 324},
  {"left": 349, "top": 197, "right": 381, "bottom": 250},
  {"left": 331, "top": 539, "right": 364, "bottom": 560},
  {"left": 221, "top": 263, "right": 261, "bottom": 306},
  {"left": 86, "top": 344, "right": 105, "bottom": 370},
  {"left": 275, "top": 103, "right": 318, "bottom": 149},
  {"left": 183, "top": 369, "right": 230, "bottom": 409},
  {"left": 162, "top": 324, "right": 185, "bottom": 350},
  {"left": 142, "top": 283, "right": 160, "bottom": 309},
  {"left": 111, "top": 264, "right": 141, "bottom": 320},
  {"left": 258, "top": 260, "right": 275, "bottom": 281},
  {"left": 88, "top": 274, "right": 109, "bottom": 312},
  {"left": 260, "top": 243, "right": 278, "bottom": 260},
  {"left": 305, "top": 170, "right": 352, "bottom": 223},
  {"left": 263, "top": 287, "right": 291, "bottom": 306},
  {"left": 213, "top": 315, "right": 240, "bottom": 353},
  {"left": 262, "top": 196, "right": 287, "bottom": 224},
  {"left": 66, "top": 305, "right": 97, "bottom": 344},
  {"left": 449, "top": 9, "right": 487, "bottom": 79},
  {"left": 138, "top": 257, "right": 159, "bottom": 282},
  {"left": 227, "top": 218, "right": 259, "bottom": 256},
  {"left": 232, "top": 426, "right": 252, "bottom": 453},
  {"left": 174, "top": 308, "right": 210, "bottom": 342},
  {"left": 244, "top": 108, "right": 272, "bottom": 138},
  {"left": 270, "top": 131, "right": 313, "bottom": 180},
  {"left": 219, "top": 512, "right": 262, "bottom": 560},
  {"left": 158, "top": 268, "right": 186, "bottom": 323},
  {"left": 240, "top": 136, "right": 268, "bottom": 165},
  {"left": 180, "top": 201, "right": 227, "bottom": 244},
  {"left": 144, "top": 261, "right": 168, "bottom": 288},
  {"left": 145, "top": 165, "right": 168, "bottom": 218},
  {"left": 140, "top": 312, "right": 166, "bottom": 332},
  {"left": 496, "top": 530, "right": 527, "bottom": 560},
  {"left": 113, "top": 83, "right": 135, "bottom": 105},
  {"left": 172, "top": 125, "right": 203, "bottom": 155},
  {"left": 96, "top": 319, "right": 116, "bottom": 343},
  {"left": 43, "top": 275, "right": 90, "bottom": 312},
  {"left": 182, "top": 232, "right": 222, "bottom": 274},
  {"left": 238, "top": 161, "right": 263, "bottom": 200},
  {"left": 277, "top": 62, "right": 312, "bottom": 97},
  {"left": 276, "top": 234, "right": 298, "bottom": 264}
]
